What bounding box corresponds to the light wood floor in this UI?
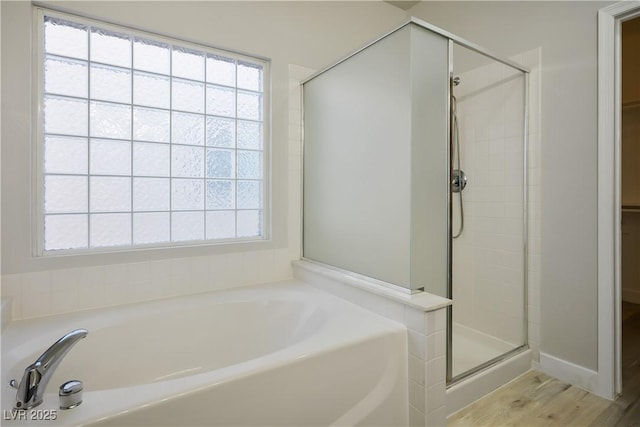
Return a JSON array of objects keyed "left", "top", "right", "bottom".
[
  {"left": 448, "top": 302, "right": 640, "bottom": 427},
  {"left": 448, "top": 370, "right": 611, "bottom": 426}
]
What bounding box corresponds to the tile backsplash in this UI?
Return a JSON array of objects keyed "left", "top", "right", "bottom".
[{"left": 2, "top": 250, "right": 293, "bottom": 320}]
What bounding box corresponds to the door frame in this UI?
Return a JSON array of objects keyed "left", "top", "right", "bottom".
[{"left": 598, "top": 0, "right": 640, "bottom": 400}]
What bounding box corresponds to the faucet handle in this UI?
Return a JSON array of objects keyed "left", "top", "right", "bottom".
[{"left": 59, "top": 380, "right": 83, "bottom": 410}]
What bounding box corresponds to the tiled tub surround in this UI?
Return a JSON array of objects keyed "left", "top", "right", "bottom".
[
  {"left": 0, "top": 249, "right": 294, "bottom": 320},
  {"left": 2, "top": 281, "right": 408, "bottom": 426},
  {"left": 293, "top": 260, "right": 451, "bottom": 427}
]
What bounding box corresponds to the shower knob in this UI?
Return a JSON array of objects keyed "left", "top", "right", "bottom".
[{"left": 452, "top": 169, "right": 467, "bottom": 193}]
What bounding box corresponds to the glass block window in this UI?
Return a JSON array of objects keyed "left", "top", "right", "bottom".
[{"left": 38, "top": 11, "right": 268, "bottom": 252}]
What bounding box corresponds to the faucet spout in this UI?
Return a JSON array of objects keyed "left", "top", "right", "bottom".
[{"left": 14, "top": 329, "right": 87, "bottom": 410}]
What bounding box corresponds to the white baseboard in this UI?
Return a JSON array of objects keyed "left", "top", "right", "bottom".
[
  {"left": 538, "top": 352, "right": 612, "bottom": 399},
  {"left": 622, "top": 288, "right": 640, "bottom": 304}
]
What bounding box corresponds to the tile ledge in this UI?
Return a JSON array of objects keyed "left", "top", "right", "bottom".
[{"left": 293, "top": 259, "right": 451, "bottom": 312}]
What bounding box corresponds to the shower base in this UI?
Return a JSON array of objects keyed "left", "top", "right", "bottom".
[
  {"left": 451, "top": 323, "right": 516, "bottom": 378},
  {"left": 446, "top": 323, "right": 530, "bottom": 416}
]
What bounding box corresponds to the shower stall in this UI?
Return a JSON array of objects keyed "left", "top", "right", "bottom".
[{"left": 302, "top": 18, "right": 528, "bottom": 388}]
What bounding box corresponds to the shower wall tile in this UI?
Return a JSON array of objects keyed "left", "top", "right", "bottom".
[
  {"left": 77, "top": 275, "right": 107, "bottom": 310},
  {"left": 407, "top": 306, "right": 428, "bottom": 334},
  {"left": 128, "top": 262, "right": 151, "bottom": 287},
  {"left": 410, "top": 354, "right": 426, "bottom": 385},
  {"left": 1, "top": 274, "right": 21, "bottom": 320},
  {"left": 427, "top": 406, "right": 447, "bottom": 427},
  {"left": 409, "top": 405, "right": 426, "bottom": 427},
  {"left": 148, "top": 259, "right": 172, "bottom": 286},
  {"left": 408, "top": 329, "right": 427, "bottom": 359},
  {"left": 21, "top": 271, "right": 52, "bottom": 318},
  {"left": 156, "top": 277, "right": 180, "bottom": 300},
  {"left": 426, "top": 330, "right": 446, "bottom": 360},
  {"left": 426, "top": 355, "right": 446, "bottom": 386},
  {"left": 276, "top": 248, "right": 299, "bottom": 282},
  {"left": 425, "top": 308, "right": 446, "bottom": 335},
  {"left": 424, "top": 309, "right": 448, "bottom": 426},
  {"left": 255, "top": 249, "right": 275, "bottom": 283},
  {"left": 167, "top": 256, "right": 189, "bottom": 280},
  {"left": 426, "top": 381, "right": 446, "bottom": 413},
  {"left": 410, "top": 379, "right": 426, "bottom": 413},
  {"left": 50, "top": 269, "right": 79, "bottom": 314},
  {"left": 190, "top": 256, "right": 213, "bottom": 292},
  {"left": 104, "top": 277, "right": 133, "bottom": 307},
  {"left": 1, "top": 248, "right": 296, "bottom": 320},
  {"left": 387, "top": 300, "right": 407, "bottom": 324},
  {"left": 240, "top": 251, "right": 262, "bottom": 285}
]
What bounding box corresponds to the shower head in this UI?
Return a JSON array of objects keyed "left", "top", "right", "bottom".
[{"left": 452, "top": 76, "right": 461, "bottom": 86}]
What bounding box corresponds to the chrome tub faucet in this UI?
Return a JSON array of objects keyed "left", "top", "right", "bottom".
[{"left": 10, "top": 329, "right": 88, "bottom": 410}]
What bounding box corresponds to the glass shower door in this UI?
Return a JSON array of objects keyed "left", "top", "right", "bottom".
[{"left": 449, "top": 43, "right": 528, "bottom": 381}]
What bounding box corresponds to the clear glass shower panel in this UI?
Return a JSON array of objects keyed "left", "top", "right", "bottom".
[{"left": 450, "top": 44, "right": 527, "bottom": 379}]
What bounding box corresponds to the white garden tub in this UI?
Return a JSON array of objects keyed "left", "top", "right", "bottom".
[{"left": 1, "top": 280, "right": 408, "bottom": 426}]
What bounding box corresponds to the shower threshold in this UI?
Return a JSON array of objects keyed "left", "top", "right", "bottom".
[{"left": 449, "top": 323, "right": 528, "bottom": 386}]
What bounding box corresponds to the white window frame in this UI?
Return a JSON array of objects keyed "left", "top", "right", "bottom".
[{"left": 32, "top": 7, "right": 271, "bottom": 256}]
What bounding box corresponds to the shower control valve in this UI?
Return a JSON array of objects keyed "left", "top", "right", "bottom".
[{"left": 452, "top": 169, "right": 467, "bottom": 193}]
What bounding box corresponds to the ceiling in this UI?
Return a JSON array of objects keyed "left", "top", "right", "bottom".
[{"left": 384, "top": 1, "right": 421, "bottom": 11}]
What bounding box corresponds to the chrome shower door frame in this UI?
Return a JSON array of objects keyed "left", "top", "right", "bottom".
[{"left": 446, "top": 39, "right": 530, "bottom": 386}]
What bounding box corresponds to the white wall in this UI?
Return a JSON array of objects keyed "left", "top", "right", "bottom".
[
  {"left": 408, "top": 1, "right": 611, "bottom": 371},
  {"left": 0, "top": 1, "right": 407, "bottom": 319}
]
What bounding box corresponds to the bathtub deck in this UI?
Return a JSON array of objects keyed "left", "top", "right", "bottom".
[{"left": 2, "top": 280, "right": 408, "bottom": 427}]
